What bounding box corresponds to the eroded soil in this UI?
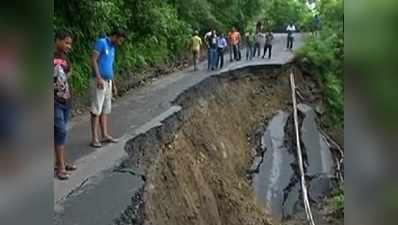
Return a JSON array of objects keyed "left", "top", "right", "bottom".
[{"left": 144, "top": 69, "right": 292, "bottom": 225}]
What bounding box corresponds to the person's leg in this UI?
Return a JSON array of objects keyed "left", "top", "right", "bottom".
[
  {"left": 213, "top": 48, "right": 218, "bottom": 70},
  {"left": 232, "top": 45, "right": 236, "bottom": 60},
  {"left": 268, "top": 45, "right": 272, "bottom": 58},
  {"left": 229, "top": 45, "right": 233, "bottom": 62},
  {"left": 62, "top": 104, "right": 75, "bottom": 170},
  {"left": 235, "top": 45, "right": 239, "bottom": 60},
  {"left": 263, "top": 44, "right": 268, "bottom": 58},
  {"left": 193, "top": 50, "right": 198, "bottom": 71},
  {"left": 90, "top": 78, "right": 105, "bottom": 146},
  {"left": 291, "top": 37, "right": 294, "bottom": 49},
  {"left": 287, "top": 36, "right": 290, "bottom": 49},
  {"left": 236, "top": 44, "right": 240, "bottom": 61},
  {"left": 90, "top": 113, "right": 100, "bottom": 145},
  {"left": 238, "top": 44, "right": 242, "bottom": 60},
  {"left": 99, "top": 113, "right": 107, "bottom": 138},
  {"left": 55, "top": 144, "right": 68, "bottom": 179},
  {"left": 218, "top": 49, "right": 221, "bottom": 68},
  {"left": 100, "top": 80, "right": 117, "bottom": 142},
  {"left": 207, "top": 48, "right": 211, "bottom": 70},
  {"left": 54, "top": 102, "right": 69, "bottom": 179},
  {"left": 262, "top": 44, "right": 266, "bottom": 58},
  {"left": 217, "top": 48, "right": 221, "bottom": 68},
  {"left": 192, "top": 51, "right": 195, "bottom": 71},
  {"left": 257, "top": 44, "right": 261, "bottom": 57},
  {"left": 220, "top": 49, "right": 224, "bottom": 68}
]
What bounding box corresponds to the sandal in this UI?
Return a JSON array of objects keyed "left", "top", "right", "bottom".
[
  {"left": 65, "top": 164, "right": 77, "bottom": 171},
  {"left": 55, "top": 164, "right": 77, "bottom": 171},
  {"left": 101, "top": 136, "right": 119, "bottom": 144},
  {"left": 90, "top": 142, "right": 103, "bottom": 148},
  {"left": 56, "top": 170, "right": 70, "bottom": 180}
]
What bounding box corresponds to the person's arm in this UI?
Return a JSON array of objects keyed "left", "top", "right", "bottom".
[{"left": 91, "top": 40, "right": 105, "bottom": 89}]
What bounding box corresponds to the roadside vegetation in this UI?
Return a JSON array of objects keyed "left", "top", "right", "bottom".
[
  {"left": 297, "top": 0, "right": 344, "bottom": 128},
  {"left": 54, "top": 0, "right": 316, "bottom": 98}
]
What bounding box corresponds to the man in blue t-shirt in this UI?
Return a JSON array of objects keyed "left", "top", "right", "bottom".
[{"left": 90, "top": 29, "right": 126, "bottom": 148}]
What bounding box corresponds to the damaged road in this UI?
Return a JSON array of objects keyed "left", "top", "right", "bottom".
[
  {"left": 53, "top": 34, "right": 322, "bottom": 225},
  {"left": 251, "top": 104, "right": 341, "bottom": 223}
]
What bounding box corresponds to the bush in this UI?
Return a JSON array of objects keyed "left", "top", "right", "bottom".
[
  {"left": 54, "top": 0, "right": 193, "bottom": 98},
  {"left": 297, "top": 0, "right": 344, "bottom": 128}
]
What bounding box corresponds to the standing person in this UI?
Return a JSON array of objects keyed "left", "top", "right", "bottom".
[
  {"left": 206, "top": 30, "right": 218, "bottom": 71},
  {"left": 263, "top": 29, "right": 274, "bottom": 59},
  {"left": 286, "top": 22, "right": 296, "bottom": 50},
  {"left": 204, "top": 28, "right": 213, "bottom": 71},
  {"left": 90, "top": 29, "right": 126, "bottom": 148},
  {"left": 313, "top": 14, "right": 321, "bottom": 39},
  {"left": 236, "top": 27, "right": 242, "bottom": 61},
  {"left": 230, "top": 27, "right": 240, "bottom": 61},
  {"left": 245, "top": 32, "right": 255, "bottom": 60},
  {"left": 216, "top": 33, "right": 228, "bottom": 69},
  {"left": 190, "top": 30, "right": 202, "bottom": 71},
  {"left": 228, "top": 30, "right": 234, "bottom": 62},
  {"left": 253, "top": 22, "right": 263, "bottom": 58},
  {"left": 54, "top": 30, "right": 76, "bottom": 180},
  {"left": 254, "top": 29, "right": 265, "bottom": 58}
]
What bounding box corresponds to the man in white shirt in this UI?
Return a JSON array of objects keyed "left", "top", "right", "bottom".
[
  {"left": 286, "top": 23, "right": 296, "bottom": 50},
  {"left": 254, "top": 30, "right": 265, "bottom": 58}
]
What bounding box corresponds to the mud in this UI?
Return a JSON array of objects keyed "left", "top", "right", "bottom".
[{"left": 118, "top": 65, "right": 343, "bottom": 225}]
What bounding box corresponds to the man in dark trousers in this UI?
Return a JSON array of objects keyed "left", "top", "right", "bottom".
[{"left": 217, "top": 33, "right": 228, "bottom": 69}]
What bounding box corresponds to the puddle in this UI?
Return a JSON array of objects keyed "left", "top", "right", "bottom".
[{"left": 253, "top": 104, "right": 336, "bottom": 221}]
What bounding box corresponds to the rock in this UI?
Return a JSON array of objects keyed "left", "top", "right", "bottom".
[
  {"left": 315, "top": 104, "right": 326, "bottom": 115},
  {"left": 222, "top": 151, "right": 228, "bottom": 159}
]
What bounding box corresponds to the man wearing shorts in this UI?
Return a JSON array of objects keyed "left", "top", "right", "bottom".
[
  {"left": 54, "top": 30, "right": 75, "bottom": 179},
  {"left": 90, "top": 29, "right": 126, "bottom": 148},
  {"left": 190, "top": 30, "right": 202, "bottom": 71}
]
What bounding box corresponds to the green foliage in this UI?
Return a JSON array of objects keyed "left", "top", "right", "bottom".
[
  {"left": 297, "top": 0, "right": 344, "bottom": 128},
  {"left": 330, "top": 188, "right": 344, "bottom": 218},
  {"left": 55, "top": 0, "right": 342, "bottom": 112},
  {"left": 54, "top": 0, "right": 192, "bottom": 97},
  {"left": 261, "top": 0, "right": 312, "bottom": 31},
  {"left": 54, "top": 0, "right": 266, "bottom": 98},
  {"left": 333, "top": 194, "right": 344, "bottom": 210}
]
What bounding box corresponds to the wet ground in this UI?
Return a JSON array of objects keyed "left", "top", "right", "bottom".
[{"left": 252, "top": 104, "right": 338, "bottom": 223}]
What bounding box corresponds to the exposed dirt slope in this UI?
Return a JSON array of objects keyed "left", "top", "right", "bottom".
[{"left": 143, "top": 68, "right": 293, "bottom": 225}]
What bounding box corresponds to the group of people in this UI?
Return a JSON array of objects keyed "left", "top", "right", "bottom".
[
  {"left": 190, "top": 23, "right": 297, "bottom": 72},
  {"left": 54, "top": 23, "right": 297, "bottom": 180},
  {"left": 245, "top": 28, "right": 274, "bottom": 60},
  {"left": 189, "top": 26, "right": 242, "bottom": 72},
  {"left": 54, "top": 29, "right": 126, "bottom": 180}
]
